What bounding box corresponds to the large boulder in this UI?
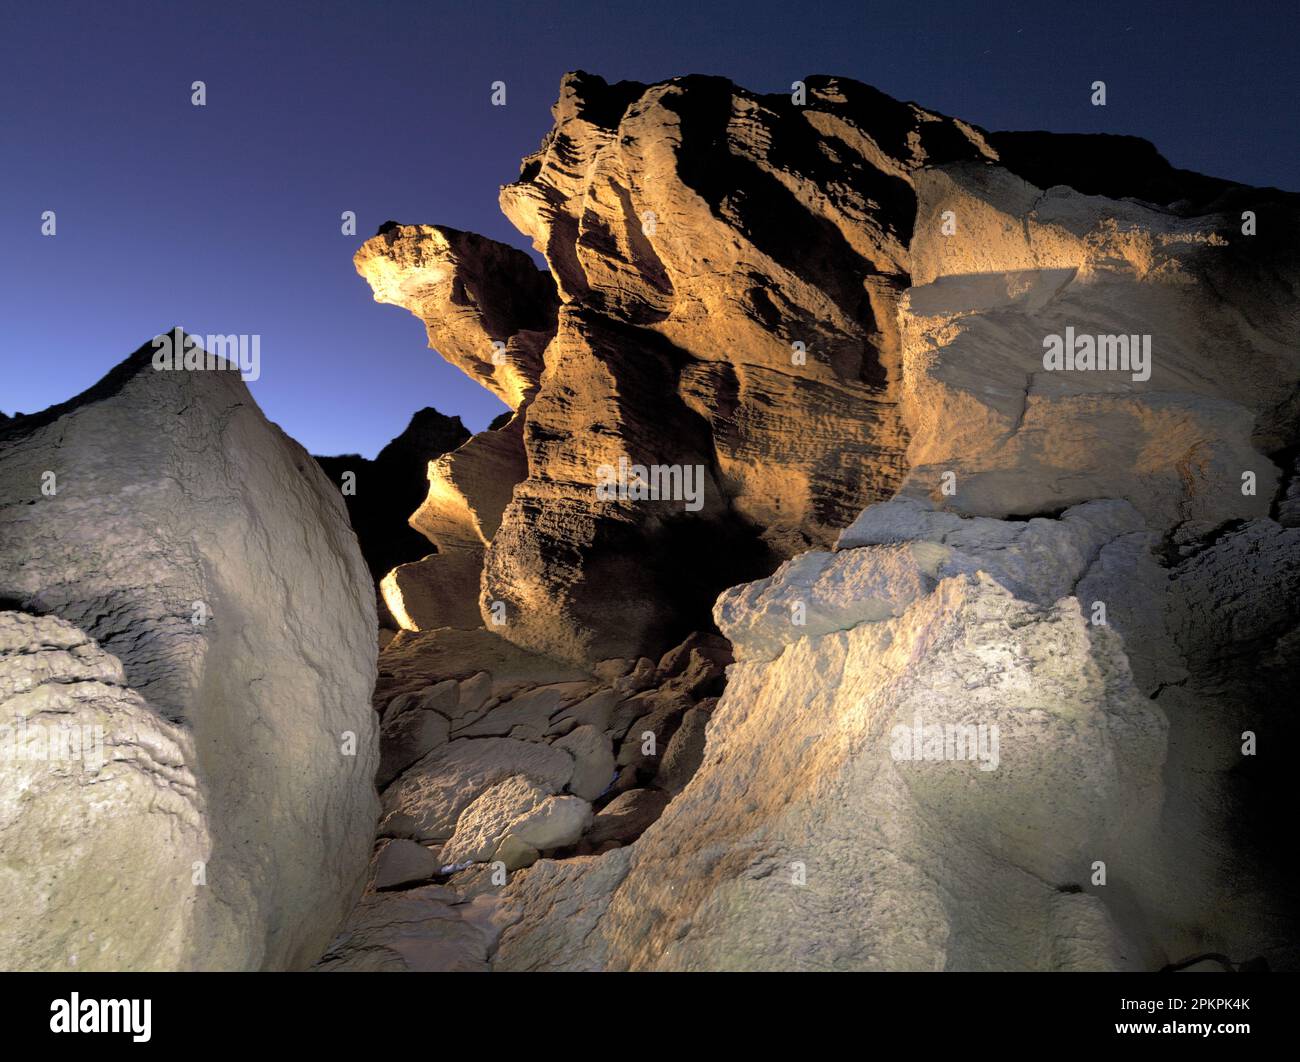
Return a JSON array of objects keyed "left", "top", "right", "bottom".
[{"left": 0, "top": 335, "right": 380, "bottom": 970}]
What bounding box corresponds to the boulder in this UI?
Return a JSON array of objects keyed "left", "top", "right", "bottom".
[
  {"left": 0, "top": 336, "right": 380, "bottom": 970},
  {"left": 503, "top": 795, "right": 593, "bottom": 852},
  {"left": 379, "top": 737, "right": 573, "bottom": 843},
  {"left": 554, "top": 724, "right": 616, "bottom": 800},
  {"left": 585, "top": 788, "right": 671, "bottom": 846},
  {"left": 371, "top": 839, "right": 439, "bottom": 891}
]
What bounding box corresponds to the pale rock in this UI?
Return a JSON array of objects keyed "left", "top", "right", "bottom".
[
  {"left": 314, "top": 885, "right": 489, "bottom": 972},
  {"left": 655, "top": 706, "right": 712, "bottom": 794},
  {"left": 553, "top": 724, "right": 616, "bottom": 800},
  {"left": 377, "top": 708, "right": 450, "bottom": 789},
  {"left": 585, "top": 788, "right": 671, "bottom": 846},
  {"left": 502, "top": 795, "right": 593, "bottom": 853},
  {"left": 370, "top": 839, "right": 439, "bottom": 891},
  {"left": 0, "top": 337, "right": 379, "bottom": 971},
  {"left": 440, "top": 775, "right": 549, "bottom": 865},
  {"left": 495, "top": 835, "right": 541, "bottom": 872},
  {"left": 379, "top": 737, "right": 574, "bottom": 842}
]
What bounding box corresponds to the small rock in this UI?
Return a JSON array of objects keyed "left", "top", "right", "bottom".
[
  {"left": 378, "top": 709, "right": 450, "bottom": 789},
  {"left": 586, "top": 788, "right": 671, "bottom": 846},
  {"left": 554, "top": 724, "right": 616, "bottom": 800},
  {"left": 613, "top": 657, "right": 656, "bottom": 695},
  {"left": 495, "top": 834, "right": 540, "bottom": 872},
  {"left": 655, "top": 706, "right": 711, "bottom": 794},
  {"left": 371, "top": 839, "right": 439, "bottom": 891},
  {"left": 440, "top": 775, "right": 548, "bottom": 865}
]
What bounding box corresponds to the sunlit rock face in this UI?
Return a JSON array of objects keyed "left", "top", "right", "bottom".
[
  {"left": 358, "top": 74, "right": 1014, "bottom": 664},
  {"left": 491, "top": 504, "right": 1299, "bottom": 971},
  {"left": 0, "top": 337, "right": 380, "bottom": 970},
  {"left": 358, "top": 70, "right": 1298, "bottom": 670},
  {"left": 344, "top": 72, "right": 1299, "bottom": 970}
]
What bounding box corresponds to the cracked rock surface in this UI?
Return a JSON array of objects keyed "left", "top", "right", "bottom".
[{"left": 0, "top": 337, "right": 380, "bottom": 970}]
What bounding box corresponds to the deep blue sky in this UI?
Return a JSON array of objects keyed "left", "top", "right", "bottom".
[{"left": 3, "top": 0, "right": 1297, "bottom": 456}]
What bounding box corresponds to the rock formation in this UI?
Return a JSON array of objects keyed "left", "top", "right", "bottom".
[
  {"left": 335, "top": 71, "right": 1298, "bottom": 972},
  {"left": 7, "top": 69, "right": 1295, "bottom": 974},
  {"left": 0, "top": 336, "right": 380, "bottom": 970},
  {"left": 316, "top": 407, "right": 470, "bottom": 630},
  {"left": 315, "top": 406, "right": 470, "bottom": 585}
]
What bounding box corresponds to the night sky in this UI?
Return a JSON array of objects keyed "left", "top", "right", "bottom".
[{"left": 4, "top": 0, "right": 1297, "bottom": 457}]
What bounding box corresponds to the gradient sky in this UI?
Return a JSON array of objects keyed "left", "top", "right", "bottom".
[{"left": 3, "top": 0, "right": 1297, "bottom": 457}]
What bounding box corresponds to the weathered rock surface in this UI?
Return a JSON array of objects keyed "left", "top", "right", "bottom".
[
  {"left": 359, "top": 70, "right": 1299, "bottom": 674},
  {"left": 380, "top": 548, "right": 485, "bottom": 633},
  {"left": 490, "top": 508, "right": 1170, "bottom": 970},
  {"left": 0, "top": 612, "right": 210, "bottom": 971},
  {"left": 0, "top": 336, "right": 380, "bottom": 970},
  {"left": 366, "top": 626, "right": 722, "bottom": 883},
  {"left": 342, "top": 71, "right": 1296, "bottom": 972}
]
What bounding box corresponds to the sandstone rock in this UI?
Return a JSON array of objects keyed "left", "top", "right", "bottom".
[
  {"left": 0, "top": 612, "right": 210, "bottom": 971},
  {"left": 0, "top": 336, "right": 379, "bottom": 971},
  {"left": 355, "top": 224, "right": 558, "bottom": 409},
  {"left": 371, "top": 839, "right": 439, "bottom": 891},
  {"left": 493, "top": 851, "right": 633, "bottom": 971},
  {"left": 440, "top": 775, "right": 549, "bottom": 865},
  {"left": 495, "top": 835, "right": 541, "bottom": 872},
  {"left": 499, "top": 558, "right": 1170, "bottom": 970},
  {"left": 452, "top": 681, "right": 593, "bottom": 739},
  {"left": 381, "top": 549, "right": 485, "bottom": 632},
  {"left": 895, "top": 162, "right": 1298, "bottom": 530},
  {"left": 314, "top": 885, "right": 489, "bottom": 972},
  {"left": 314, "top": 407, "right": 470, "bottom": 588},
  {"left": 654, "top": 706, "right": 712, "bottom": 794},
  {"left": 503, "top": 795, "right": 593, "bottom": 852},
  {"left": 411, "top": 415, "right": 528, "bottom": 551},
  {"left": 554, "top": 723, "right": 616, "bottom": 800},
  {"left": 547, "top": 688, "right": 619, "bottom": 735},
  {"left": 612, "top": 657, "right": 657, "bottom": 695},
  {"left": 379, "top": 737, "right": 573, "bottom": 842},
  {"left": 615, "top": 688, "right": 693, "bottom": 770},
  {"left": 374, "top": 627, "right": 587, "bottom": 709},
  {"left": 361, "top": 69, "right": 1299, "bottom": 673},
  {"left": 655, "top": 631, "right": 732, "bottom": 682},
  {"left": 377, "top": 708, "right": 450, "bottom": 789},
  {"left": 381, "top": 679, "right": 460, "bottom": 726},
  {"left": 719, "top": 498, "right": 1146, "bottom": 662},
  {"left": 585, "top": 788, "right": 671, "bottom": 846}
]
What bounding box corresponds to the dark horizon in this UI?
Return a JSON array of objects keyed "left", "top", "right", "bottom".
[{"left": 4, "top": 0, "right": 1298, "bottom": 457}]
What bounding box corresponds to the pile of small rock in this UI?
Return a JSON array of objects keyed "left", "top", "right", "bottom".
[{"left": 315, "top": 627, "right": 730, "bottom": 970}]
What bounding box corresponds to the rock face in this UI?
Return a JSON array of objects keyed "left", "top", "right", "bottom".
[
  {"left": 313, "top": 624, "right": 726, "bottom": 971},
  {"left": 0, "top": 336, "right": 380, "bottom": 970},
  {"left": 315, "top": 407, "right": 470, "bottom": 628},
  {"left": 343, "top": 72, "right": 1298, "bottom": 971},
  {"left": 357, "top": 70, "right": 1299, "bottom": 674}
]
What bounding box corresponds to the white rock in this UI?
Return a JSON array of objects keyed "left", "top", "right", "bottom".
[{"left": 0, "top": 340, "right": 379, "bottom": 970}]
